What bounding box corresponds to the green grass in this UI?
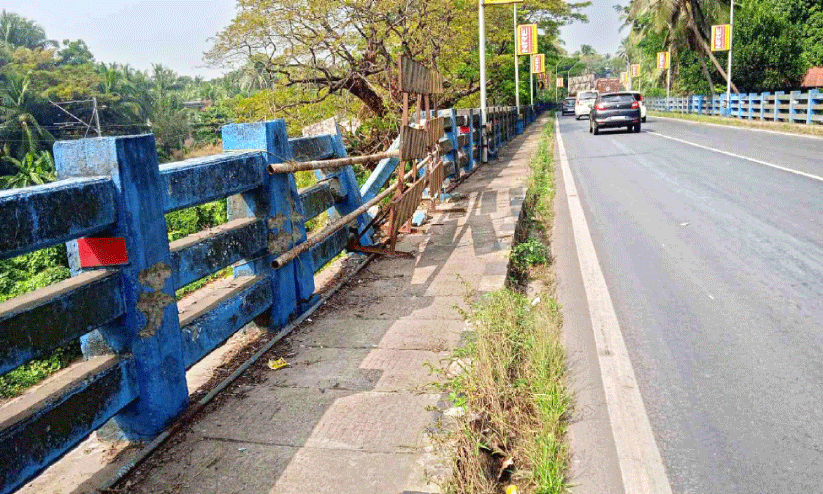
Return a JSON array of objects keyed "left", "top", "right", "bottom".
[
  {"left": 649, "top": 110, "right": 823, "bottom": 137},
  {"left": 440, "top": 118, "right": 570, "bottom": 493}
]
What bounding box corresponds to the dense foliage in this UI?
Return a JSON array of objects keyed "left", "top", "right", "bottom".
[{"left": 617, "top": 0, "right": 822, "bottom": 95}]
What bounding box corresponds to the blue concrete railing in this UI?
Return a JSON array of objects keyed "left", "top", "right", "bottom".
[
  {"left": 0, "top": 103, "right": 547, "bottom": 493},
  {"left": 648, "top": 89, "right": 822, "bottom": 125}
]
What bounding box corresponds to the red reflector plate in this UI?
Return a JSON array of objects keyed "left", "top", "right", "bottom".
[{"left": 77, "top": 238, "right": 129, "bottom": 267}]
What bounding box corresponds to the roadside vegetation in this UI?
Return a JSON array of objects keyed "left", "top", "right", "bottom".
[
  {"left": 440, "top": 119, "right": 570, "bottom": 493},
  {"left": 649, "top": 110, "right": 823, "bottom": 137}
]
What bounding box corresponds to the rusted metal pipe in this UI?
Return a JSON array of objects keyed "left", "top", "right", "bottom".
[
  {"left": 266, "top": 150, "right": 401, "bottom": 175},
  {"left": 271, "top": 159, "right": 429, "bottom": 269}
]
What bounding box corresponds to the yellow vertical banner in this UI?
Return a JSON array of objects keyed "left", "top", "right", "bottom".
[
  {"left": 531, "top": 54, "right": 545, "bottom": 74},
  {"left": 517, "top": 24, "right": 538, "bottom": 56},
  {"left": 656, "top": 52, "right": 670, "bottom": 70},
  {"left": 631, "top": 64, "right": 641, "bottom": 78},
  {"left": 711, "top": 24, "right": 732, "bottom": 51},
  {"left": 620, "top": 71, "right": 628, "bottom": 86},
  {"left": 556, "top": 77, "right": 564, "bottom": 88}
]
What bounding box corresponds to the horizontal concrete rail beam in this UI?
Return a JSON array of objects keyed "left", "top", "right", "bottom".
[
  {"left": 288, "top": 135, "right": 335, "bottom": 162},
  {"left": 0, "top": 177, "right": 116, "bottom": 260},
  {"left": 179, "top": 275, "right": 272, "bottom": 369},
  {"left": 0, "top": 356, "right": 138, "bottom": 494},
  {"left": 0, "top": 270, "right": 124, "bottom": 376},
  {"left": 169, "top": 217, "right": 267, "bottom": 290},
  {"left": 160, "top": 152, "right": 266, "bottom": 213},
  {"left": 299, "top": 179, "right": 345, "bottom": 222}
]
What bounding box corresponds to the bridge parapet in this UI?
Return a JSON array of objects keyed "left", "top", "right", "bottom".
[{"left": 0, "top": 102, "right": 549, "bottom": 494}]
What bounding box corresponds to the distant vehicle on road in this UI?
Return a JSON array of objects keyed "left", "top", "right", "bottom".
[
  {"left": 595, "top": 77, "right": 623, "bottom": 94},
  {"left": 562, "top": 97, "right": 575, "bottom": 115},
  {"left": 628, "top": 91, "right": 647, "bottom": 122},
  {"left": 589, "top": 92, "right": 642, "bottom": 135},
  {"left": 575, "top": 90, "right": 598, "bottom": 120}
]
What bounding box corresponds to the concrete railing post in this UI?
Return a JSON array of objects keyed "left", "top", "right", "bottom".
[
  {"left": 808, "top": 89, "right": 819, "bottom": 125},
  {"left": 54, "top": 135, "right": 188, "bottom": 439},
  {"left": 789, "top": 90, "right": 800, "bottom": 123},
  {"left": 222, "top": 121, "right": 314, "bottom": 327},
  {"left": 760, "top": 92, "right": 769, "bottom": 121}
]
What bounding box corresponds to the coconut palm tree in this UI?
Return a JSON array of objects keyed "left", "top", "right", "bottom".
[
  {"left": 0, "top": 150, "right": 55, "bottom": 189},
  {"left": 0, "top": 72, "right": 53, "bottom": 159},
  {"left": 629, "top": 0, "right": 738, "bottom": 93},
  {"left": 0, "top": 11, "right": 57, "bottom": 50}
]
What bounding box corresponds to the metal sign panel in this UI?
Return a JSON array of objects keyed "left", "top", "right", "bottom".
[
  {"left": 516, "top": 24, "right": 538, "bottom": 56},
  {"left": 656, "top": 52, "right": 671, "bottom": 70},
  {"left": 399, "top": 56, "right": 443, "bottom": 95},
  {"left": 712, "top": 24, "right": 732, "bottom": 51},
  {"left": 531, "top": 54, "right": 545, "bottom": 74},
  {"left": 399, "top": 126, "right": 429, "bottom": 161}
]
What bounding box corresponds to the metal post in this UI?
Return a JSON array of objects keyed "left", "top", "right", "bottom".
[
  {"left": 513, "top": 4, "right": 520, "bottom": 116},
  {"left": 666, "top": 48, "right": 671, "bottom": 111},
  {"left": 530, "top": 66, "right": 534, "bottom": 106},
  {"left": 479, "top": 0, "right": 487, "bottom": 162},
  {"left": 726, "top": 0, "right": 735, "bottom": 112},
  {"left": 554, "top": 61, "right": 559, "bottom": 102},
  {"left": 92, "top": 97, "right": 102, "bottom": 137}
]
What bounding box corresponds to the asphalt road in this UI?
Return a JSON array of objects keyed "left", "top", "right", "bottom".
[{"left": 557, "top": 116, "right": 823, "bottom": 494}]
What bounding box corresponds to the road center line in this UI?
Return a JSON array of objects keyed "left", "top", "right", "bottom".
[
  {"left": 649, "top": 131, "right": 823, "bottom": 183},
  {"left": 556, "top": 117, "right": 673, "bottom": 494}
]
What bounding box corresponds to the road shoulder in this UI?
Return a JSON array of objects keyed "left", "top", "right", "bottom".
[{"left": 552, "top": 121, "right": 624, "bottom": 494}]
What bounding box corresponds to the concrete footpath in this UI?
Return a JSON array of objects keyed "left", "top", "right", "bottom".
[{"left": 121, "top": 115, "right": 549, "bottom": 494}]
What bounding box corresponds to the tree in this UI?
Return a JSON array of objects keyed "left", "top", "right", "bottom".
[
  {"left": 579, "top": 44, "right": 596, "bottom": 55},
  {"left": 0, "top": 72, "right": 53, "bottom": 158},
  {"left": 0, "top": 11, "right": 56, "bottom": 50},
  {"left": 731, "top": 1, "right": 805, "bottom": 91},
  {"left": 629, "top": 0, "right": 739, "bottom": 93},
  {"left": 56, "top": 39, "right": 94, "bottom": 65},
  {"left": 208, "top": 0, "right": 588, "bottom": 117},
  {"left": 0, "top": 150, "right": 55, "bottom": 188}
]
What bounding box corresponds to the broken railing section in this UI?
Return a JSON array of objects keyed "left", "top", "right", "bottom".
[{"left": 0, "top": 91, "right": 548, "bottom": 494}]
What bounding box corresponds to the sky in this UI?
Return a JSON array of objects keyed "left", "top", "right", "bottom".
[
  {"left": 3, "top": 0, "right": 623, "bottom": 79},
  {"left": 3, "top": 0, "right": 238, "bottom": 79},
  {"left": 558, "top": 1, "right": 623, "bottom": 57}
]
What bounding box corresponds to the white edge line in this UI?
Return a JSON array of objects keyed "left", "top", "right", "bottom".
[
  {"left": 555, "top": 116, "right": 673, "bottom": 494},
  {"left": 652, "top": 113, "right": 823, "bottom": 141},
  {"left": 648, "top": 131, "right": 823, "bottom": 184}
]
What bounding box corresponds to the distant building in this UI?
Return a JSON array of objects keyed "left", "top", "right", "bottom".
[{"left": 801, "top": 67, "right": 823, "bottom": 88}]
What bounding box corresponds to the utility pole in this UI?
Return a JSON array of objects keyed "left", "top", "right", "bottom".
[
  {"left": 726, "top": 0, "right": 735, "bottom": 112},
  {"left": 513, "top": 3, "right": 520, "bottom": 116},
  {"left": 667, "top": 48, "right": 671, "bottom": 111},
  {"left": 479, "top": 0, "right": 488, "bottom": 162},
  {"left": 92, "top": 97, "right": 102, "bottom": 137}
]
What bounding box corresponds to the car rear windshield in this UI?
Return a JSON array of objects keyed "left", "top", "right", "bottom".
[
  {"left": 578, "top": 91, "right": 597, "bottom": 100},
  {"left": 565, "top": 98, "right": 575, "bottom": 103},
  {"left": 600, "top": 94, "right": 635, "bottom": 104}
]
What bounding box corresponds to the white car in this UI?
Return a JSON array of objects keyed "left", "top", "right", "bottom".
[
  {"left": 628, "top": 91, "right": 647, "bottom": 122},
  {"left": 575, "top": 90, "right": 598, "bottom": 120}
]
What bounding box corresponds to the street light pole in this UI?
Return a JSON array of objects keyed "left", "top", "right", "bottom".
[
  {"left": 513, "top": 4, "right": 520, "bottom": 116},
  {"left": 726, "top": 0, "right": 735, "bottom": 111},
  {"left": 479, "top": 0, "right": 487, "bottom": 161}
]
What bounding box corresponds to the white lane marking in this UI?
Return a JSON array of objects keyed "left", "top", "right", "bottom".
[
  {"left": 652, "top": 113, "right": 823, "bottom": 140},
  {"left": 556, "top": 117, "right": 673, "bottom": 494},
  {"left": 649, "top": 131, "right": 823, "bottom": 184}
]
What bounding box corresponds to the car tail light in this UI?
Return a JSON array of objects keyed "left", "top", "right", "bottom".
[
  {"left": 631, "top": 101, "right": 640, "bottom": 109},
  {"left": 595, "top": 104, "right": 606, "bottom": 111}
]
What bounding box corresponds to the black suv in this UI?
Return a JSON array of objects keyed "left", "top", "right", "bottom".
[
  {"left": 589, "top": 92, "right": 642, "bottom": 135},
  {"left": 561, "top": 97, "right": 575, "bottom": 116}
]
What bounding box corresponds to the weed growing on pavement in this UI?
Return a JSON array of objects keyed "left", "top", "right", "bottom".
[{"left": 438, "top": 118, "right": 570, "bottom": 494}]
